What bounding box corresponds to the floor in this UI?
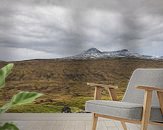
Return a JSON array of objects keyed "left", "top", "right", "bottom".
[{"left": 0, "top": 113, "right": 140, "bottom": 130}]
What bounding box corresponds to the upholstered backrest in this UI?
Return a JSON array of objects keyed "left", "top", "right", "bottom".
[{"left": 122, "top": 68, "right": 163, "bottom": 107}]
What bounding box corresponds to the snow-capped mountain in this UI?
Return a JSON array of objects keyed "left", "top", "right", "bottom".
[
  {"left": 66, "top": 48, "right": 162, "bottom": 60},
  {"left": 74, "top": 48, "right": 103, "bottom": 58}
]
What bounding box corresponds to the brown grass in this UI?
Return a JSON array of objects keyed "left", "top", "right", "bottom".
[{"left": 0, "top": 58, "right": 163, "bottom": 112}]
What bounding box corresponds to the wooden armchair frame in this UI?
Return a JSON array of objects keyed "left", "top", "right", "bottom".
[{"left": 87, "top": 82, "right": 163, "bottom": 130}]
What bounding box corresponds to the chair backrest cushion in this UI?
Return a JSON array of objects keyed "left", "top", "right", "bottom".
[{"left": 122, "top": 68, "right": 163, "bottom": 107}]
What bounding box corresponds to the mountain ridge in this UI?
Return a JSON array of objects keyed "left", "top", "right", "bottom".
[{"left": 66, "top": 48, "right": 161, "bottom": 60}]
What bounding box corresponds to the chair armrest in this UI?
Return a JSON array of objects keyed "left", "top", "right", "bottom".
[
  {"left": 87, "top": 82, "right": 118, "bottom": 89},
  {"left": 87, "top": 82, "right": 118, "bottom": 101},
  {"left": 136, "top": 86, "right": 163, "bottom": 92},
  {"left": 137, "top": 86, "right": 163, "bottom": 116},
  {"left": 137, "top": 86, "right": 163, "bottom": 124}
]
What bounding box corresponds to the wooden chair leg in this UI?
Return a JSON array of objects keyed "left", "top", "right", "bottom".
[
  {"left": 92, "top": 113, "right": 98, "bottom": 130},
  {"left": 141, "top": 90, "right": 152, "bottom": 130},
  {"left": 157, "top": 91, "right": 163, "bottom": 114},
  {"left": 121, "top": 121, "right": 127, "bottom": 130}
]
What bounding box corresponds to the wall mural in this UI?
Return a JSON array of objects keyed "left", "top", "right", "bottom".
[{"left": 0, "top": 0, "right": 163, "bottom": 113}]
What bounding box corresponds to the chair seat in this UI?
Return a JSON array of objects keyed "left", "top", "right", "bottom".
[{"left": 85, "top": 100, "right": 163, "bottom": 122}]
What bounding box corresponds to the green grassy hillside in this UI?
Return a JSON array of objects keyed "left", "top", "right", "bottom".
[{"left": 0, "top": 58, "right": 163, "bottom": 112}]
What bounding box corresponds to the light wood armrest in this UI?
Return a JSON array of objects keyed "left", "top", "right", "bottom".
[
  {"left": 137, "top": 86, "right": 163, "bottom": 123},
  {"left": 136, "top": 86, "right": 163, "bottom": 92},
  {"left": 87, "top": 82, "right": 118, "bottom": 89},
  {"left": 87, "top": 82, "right": 118, "bottom": 101}
]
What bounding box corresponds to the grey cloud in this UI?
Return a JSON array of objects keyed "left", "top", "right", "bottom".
[{"left": 0, "top": 0, "right": 163, "bottom": 61}]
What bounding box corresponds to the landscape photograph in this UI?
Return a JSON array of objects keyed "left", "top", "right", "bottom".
[
  {"left": 0, "top": 0, "right": 163, "bottom": 114},
  {"left": 1, "top": 0, "right": 163, "bottom": 130}
]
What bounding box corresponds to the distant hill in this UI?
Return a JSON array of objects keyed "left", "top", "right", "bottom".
[
  {"left": 0, "top": 57, "right": 163, "bottom": 112},
  {"left": 66, "top": 48, "right": 162, "bottom": 60}
]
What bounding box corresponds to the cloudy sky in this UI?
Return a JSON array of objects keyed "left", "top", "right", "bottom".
[{"left": 0, "top": 0, "right": 163, "bottom": 61}]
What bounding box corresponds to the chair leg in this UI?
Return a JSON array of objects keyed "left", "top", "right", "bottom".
[
  {"left": 141, "top": 90, "right": 152, "bottom": 130},
  {"left": 121, "top": 121, "right": 127, "bottom": 130},
  {"left": 92, "top": 113, "right": 98, "bottom": 130},
  {"left": 141, "top": 124, "right": 148, "bottom": 130}
]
